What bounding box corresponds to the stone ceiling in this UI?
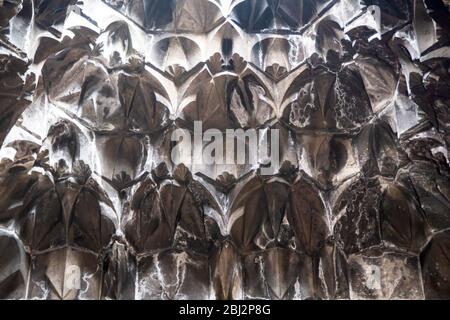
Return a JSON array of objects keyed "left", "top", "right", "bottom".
[{"left": 0, "top": 0, "right": 449, "bottom": 300}]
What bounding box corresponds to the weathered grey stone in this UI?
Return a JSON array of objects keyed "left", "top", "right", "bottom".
[{"left": 0, "top": 0, "right": 449, "bottom": 300}]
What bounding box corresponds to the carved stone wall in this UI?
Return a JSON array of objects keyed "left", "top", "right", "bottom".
[{"left": 0, "top": 0, "right": 450, "bottom": 300}]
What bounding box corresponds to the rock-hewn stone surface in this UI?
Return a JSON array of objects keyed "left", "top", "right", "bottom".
[{"left": 0, "top": 0, "right": 450, "bottom": 299}]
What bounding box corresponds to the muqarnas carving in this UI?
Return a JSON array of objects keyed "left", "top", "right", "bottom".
[{"left": 1, "top": 0, "right": 450, "bottom": 300}]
